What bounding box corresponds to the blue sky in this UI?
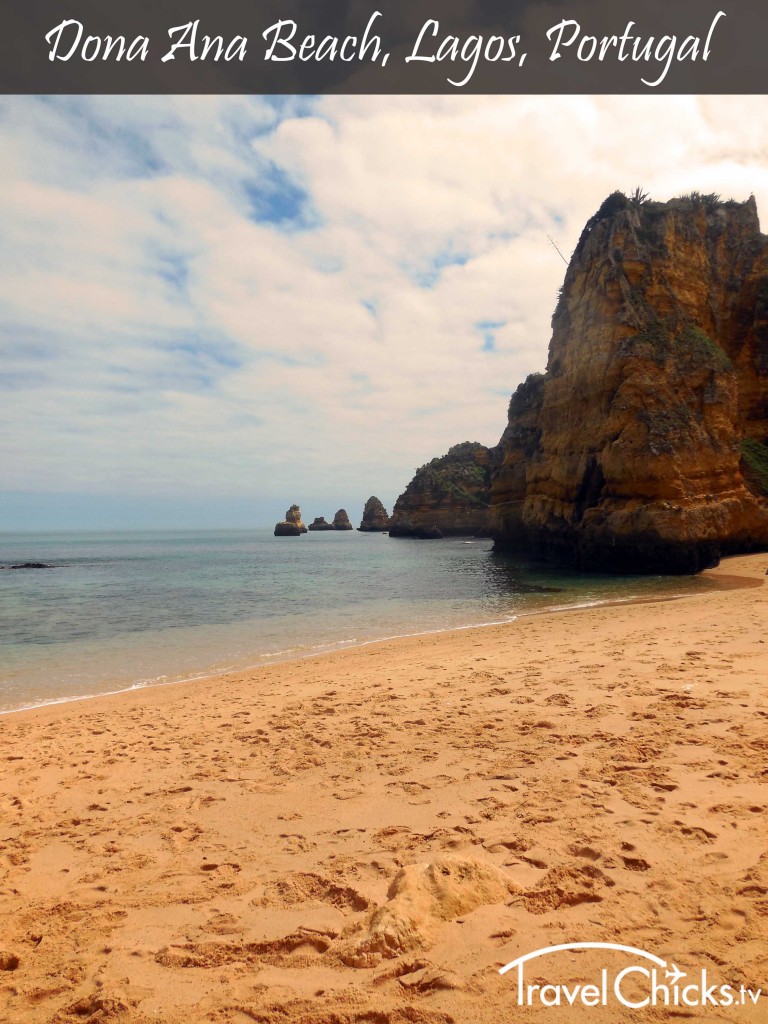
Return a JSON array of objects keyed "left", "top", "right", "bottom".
[{"left": 2, "top": 95, "right": 767, "bottom": 530}]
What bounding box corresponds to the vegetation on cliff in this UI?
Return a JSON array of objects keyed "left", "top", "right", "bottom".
[
  {"left": 741, "top": 438, "right": 768, "bottom": 496},
  {"left": 408, "top": 443, "right": 492, "bottom": 507},
  {"left": 389, "top": 443, "right": 496, "bottom": 539}
]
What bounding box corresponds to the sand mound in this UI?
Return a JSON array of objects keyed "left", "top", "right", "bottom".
[
  {"left": 521, "top": 863, "right": 615, "bottom": 914},
  {"left": 236, "top": 1000, "right": 455, "bottom": 1023},
  {"left": 259, "top": 872, "right": 372, "bottom": 911},
  {"left": 341, "top": 855, "right": 518, "bottom": 966},
  {"left": 156, "top": 928, "right": 337, "bottom": 970},
  {"left": 51, "top": 993, "right": 135, "bottom": 1024}
]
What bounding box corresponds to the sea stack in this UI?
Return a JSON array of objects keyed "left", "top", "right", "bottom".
[
  {"left": 490, "top": 191, "right": 768, "bottom": 573},
  {"left": 307, "top": 516, "right": 335, "bottom": 531},
  {"left": 273, "top": 504, "right": 308, "bottom": 536},
  {"left": 333, "top": 509, "right": 353, "bottom": 531},
  {"left": 358, "top": 496, "right": 390, "bottom": 532},
  {"left": 274, "top": 521, "right": 300, "bottom": 537},
  {"left": 388, "top": 442, "right": 495, "bottom": 538}
]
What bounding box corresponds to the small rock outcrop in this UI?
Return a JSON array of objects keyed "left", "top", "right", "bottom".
[
  {"left": 274, "top": 521, "right": 301, "bottom": 537},
  {"left": 490, "top": 191, "right": 768, "bottom": 573},
  {"left": 285, "top": 505, "right": 308, "bottom": 533},
  {"left": 273, "top": 504, "right": 307, "bottom": 537},
  {"left": 6, "top": 562, "right": 56, "bottom": 570},
  {"left": 358, "top": 496, "right": 390, "bottom": 532},
  {"left": 389, "top": 442, "right": 496, "bottom": 538},
  {"left": 333, "top": 509, "right": 353, "bottom": 530},
  {"left": 307, "top": 517, "right": 334, "bottom": 531}
]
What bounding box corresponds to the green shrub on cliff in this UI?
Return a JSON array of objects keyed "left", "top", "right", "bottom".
[
  {"left": 681, "top": 191, "right": 722, "bottom": 210},
  {"left": 741, "top": 437, "right": 768, "bottom": 496},
  {"left": 679, "top": 325, "right": 732, "bottom": 371},
  {"left": 407, "top": 443, "right": 492, "bottom": 507},
  {"left": 623, "top": 320, "right": 732, "bottom": 372}
]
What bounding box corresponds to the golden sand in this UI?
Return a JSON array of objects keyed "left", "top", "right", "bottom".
[{"left": 1, "top": 554, "right": 767, "bottom": 1023}]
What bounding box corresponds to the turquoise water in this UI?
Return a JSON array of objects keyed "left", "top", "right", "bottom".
[{"left": 0, "top": 528, "right": 723, "bottom": 714}]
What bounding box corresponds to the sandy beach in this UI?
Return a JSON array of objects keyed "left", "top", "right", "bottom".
[{"left": 1, "top": 554, "right": 767, "bottom": 1023}]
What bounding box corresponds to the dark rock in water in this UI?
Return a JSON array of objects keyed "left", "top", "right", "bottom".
[
  {"left": 8, "top": 562, "right": 55, "bottom": 569},
  {"left": 308, "top": 517, "right": 335, "bottom": 531},
  {"left": 274, "top": 504, "right": 308, "bottom": 536},
  {"left": 388, "top": 519, "right": 415, "bottom": 538},
  {"left": 389, "top": 521, "right": 444, "bottom": 540},
  {"left": 417, "top": 525, "right": 444, "bottom": 539},
  {"left": 358, "top": 496, "right": 390, "bottom": 532},
  {"left": 274, "top": 521, "right": 301, "bottom": 537},
  {"left": 389, "top": 442, "right": 496, "bottom": 538},
  {"left": 508, "top": 580, "right": 564, "bottom": 594},
  {"left": 333, "top": 509, "right": 353, "bottom": 531}
]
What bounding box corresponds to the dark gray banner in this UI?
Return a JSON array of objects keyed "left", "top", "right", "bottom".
[{"left": 1, "top": 0, "right": 763, "bottom": 93}]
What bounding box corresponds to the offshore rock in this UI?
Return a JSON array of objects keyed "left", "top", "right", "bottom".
[
  {"left": 358, "top": 496, "right": 390, "bottom": 532},
  {"left": 7, "top": 562, "right": 56, "bottom": 570},
  {"left": 333, "top": 509, "right": 353, "bottom": 530},
  {"left": 274, "top": 504, "right": 307, "bottom": 537},
  {"left": 274, "top": 521, "right": 301, "bottom": 537},
  {"left": 490, "top": 191, "right": 768, "bottom": 573},
  {"left": 389, "top": 442, "right": 495, "bottom": 538},
  {"left": 307, "top": 517, "right": 335, "bottom": 531},
  {"left": 284, "top": 504, "right": 308, "bottom": 533}
]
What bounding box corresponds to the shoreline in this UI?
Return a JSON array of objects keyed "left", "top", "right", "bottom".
[
  {"left": 2, "top": 556, "right": 761, "bottom": 721},
  {"left": 1, "top": 552, "right": 767, "bottom": 1023}
]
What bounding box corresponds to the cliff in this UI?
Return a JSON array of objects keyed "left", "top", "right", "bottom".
[
  {"left": 490, "top": 191, "right": 768, "bottom": 573},
  {"left": 389, "top": 442, "right": 496, "bottom": 538}
]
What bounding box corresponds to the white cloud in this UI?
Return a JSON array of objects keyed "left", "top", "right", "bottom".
[{"left": 2, "top": 94, "right": 768, "bottom": 527}]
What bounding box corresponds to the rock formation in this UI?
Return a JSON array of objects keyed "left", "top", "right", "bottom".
[
  {"left": 6, "top": 562, "right": 56, "bottom": 570},
  {"left": 273, "top": 504, "right": 307, "bottom": 537},
  {"left": 358, "top": 496, "right": 390, "bottom": 532},
  {"left": 333, "top": 509, "right": 353, "bottom": 530},
  {"left": 389, "top": 442, "right": 495, "bottom": 538},
  {"left": 307, "top": 516, "right": 335, "bottom": 531},
  {"left": 490, "top": 191, "right": 768, "bottom": 573},
  {"left": 273, "top": 521, "right": 301, "bottom": 537}
]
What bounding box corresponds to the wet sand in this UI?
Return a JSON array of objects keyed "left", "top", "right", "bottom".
[{"left": 1, "top": 554, "right": 767, "bottom": 1023}]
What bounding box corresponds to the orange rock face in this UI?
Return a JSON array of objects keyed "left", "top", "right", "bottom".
[{"left": 490, "top": 192, "right": 768, "bottom": 573}]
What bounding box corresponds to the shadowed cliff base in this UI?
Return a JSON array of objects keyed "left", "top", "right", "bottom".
[{"left": 489, "top": 191, "right": 768, "bottom": 574}]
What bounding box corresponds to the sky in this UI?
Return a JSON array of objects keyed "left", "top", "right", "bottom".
[{"left": 2, "top": 94, "right": 768, "bottom": 531}]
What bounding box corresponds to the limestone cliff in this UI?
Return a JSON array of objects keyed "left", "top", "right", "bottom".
[
  {"left": 490, "top": 191, "right": 768, "bottom": 573},
  {"left": 389, "top": 443, "right": 495, "bottom": 538},
  {"left": 358, "top": 497, "right": 390, "bottom": 532}
]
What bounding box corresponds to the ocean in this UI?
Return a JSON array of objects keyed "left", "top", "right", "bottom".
[{"left": 0, "top": 528, "right": 724, "bottom": 714}]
